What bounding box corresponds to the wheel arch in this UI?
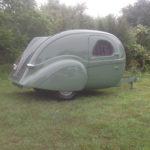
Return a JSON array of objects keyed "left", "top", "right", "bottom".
[{"left": 22, "top": 59, "right": 88, "bottom": 91}]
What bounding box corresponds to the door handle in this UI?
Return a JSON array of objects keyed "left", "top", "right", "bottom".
[{"left": 27, "top": 64, "right": 35, "bottom": 69}]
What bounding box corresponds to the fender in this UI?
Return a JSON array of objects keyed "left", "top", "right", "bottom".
[{"left": 21, "top": 59, "right": 87, "bottom": 91}]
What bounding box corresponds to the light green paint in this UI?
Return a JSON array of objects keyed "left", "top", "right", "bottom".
[{"left": 9, "top": 30, "right": 130, "bottom": 92}]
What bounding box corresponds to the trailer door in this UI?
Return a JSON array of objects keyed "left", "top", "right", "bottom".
[{"left": 86, "top": 35, "right": 123, "bottom": 89}]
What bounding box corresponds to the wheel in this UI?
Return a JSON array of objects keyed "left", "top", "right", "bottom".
[{"left": 58, "top": 91, "right": 76, "bottom": 100}]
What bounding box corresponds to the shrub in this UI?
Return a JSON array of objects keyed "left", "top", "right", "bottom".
[{"left": 129, "top": 43, "right": 150, "bottom": 71}]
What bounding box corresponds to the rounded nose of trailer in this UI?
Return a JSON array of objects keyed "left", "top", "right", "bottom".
[{"left": 9, "top": 36, "right": 48, "bottom": 84}]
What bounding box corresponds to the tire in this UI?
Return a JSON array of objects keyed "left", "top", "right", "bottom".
[{"left": 58, "top": 91, "right": 76, "bottom": 100}]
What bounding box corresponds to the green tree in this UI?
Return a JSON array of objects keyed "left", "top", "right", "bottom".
[
  {"left": 122, "top": 0, "right": 150, "bottom": 26},
  {"left": 134, "top": 24, "right": 150, "bottom": 50},
  {"left": 0, "top": 0, "right": 52, "bottom": 64},
  {"left": 41, "top": 0, "right": 95, "bottom": 33}
]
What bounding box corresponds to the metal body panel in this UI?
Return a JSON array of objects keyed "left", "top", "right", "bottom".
[
  {"left": 9, "top": 30, "right": 126, "bottom": 91},
  {"left": 86, "top": 60, "right": 125, "bottom": 88},
  {"left": 86, "top": 35, "right": 125, "bottom": 88},
  {"left": 20, "top": 59, "right": 87, "bottom": 91},
  {"left": 35, "top": 34, "right": 88, "bottom": 64}
]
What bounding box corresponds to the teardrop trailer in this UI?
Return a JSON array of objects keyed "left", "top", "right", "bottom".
[{"left": 9, "top": 30, "right": 137, "bottom": 99}]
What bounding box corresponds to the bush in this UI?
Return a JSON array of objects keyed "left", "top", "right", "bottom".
[{"left": 129, "top": 43, "right": 150, "bottom": 71}]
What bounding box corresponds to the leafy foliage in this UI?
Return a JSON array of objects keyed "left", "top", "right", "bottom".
[
  {"left": 0, "top": 0, "right": 51, "bottom": 63},
  {"left": 135, "top": 24, "right": 150, "bottom": 50},
  {"left": 129, "top": 44, "right": 150, "bottom": 70},
  {"left": 122, "top": 0, "right": 150, "bottom": 27},
  {"left": 41, "top": 0, "right": 95, "bottom": 33}
]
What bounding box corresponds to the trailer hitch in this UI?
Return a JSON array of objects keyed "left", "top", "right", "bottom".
[{"left": 118, "top": 67, "right": 139, "bottom": 89}]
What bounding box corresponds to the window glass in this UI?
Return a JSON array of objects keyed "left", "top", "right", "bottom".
[{"left": 93, "top": 40, "right": 113, "bottom": 56}]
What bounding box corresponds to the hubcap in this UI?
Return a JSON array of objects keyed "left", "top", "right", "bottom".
[{"left": 59, "top": 91, "right": 73, "bottom": 96}]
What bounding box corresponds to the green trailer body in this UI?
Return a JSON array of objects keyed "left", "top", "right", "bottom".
[{"left": 9, "top": 30, "right": 136, "bottom": 99}]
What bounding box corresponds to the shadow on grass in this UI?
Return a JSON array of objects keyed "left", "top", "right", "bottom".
[
  {"left": 10, "top": 88, "right": 114, "bottom": 102},
  {"left": 79, "top": 90, "right": 109, "bottom": 97},
  {"left": 14, "top": 90, "right": 58, "bottom": 102}
]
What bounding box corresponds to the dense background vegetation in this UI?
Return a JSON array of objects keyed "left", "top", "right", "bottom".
[{"left": 0, "top": 0, "right": 150, "bottom": 71}]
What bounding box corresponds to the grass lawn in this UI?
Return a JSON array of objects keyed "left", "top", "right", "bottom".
[{"left": 0, "top": 65, "right": 150, "bottom": 150}]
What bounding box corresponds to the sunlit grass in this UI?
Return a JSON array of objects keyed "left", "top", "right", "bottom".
[{"left": 0, "top": 65, "right": 150, "bottom": 150}]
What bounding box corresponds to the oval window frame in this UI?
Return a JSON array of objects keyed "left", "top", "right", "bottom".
[{"left": 92, "top": 40, "right": 114, "bottom": 57}]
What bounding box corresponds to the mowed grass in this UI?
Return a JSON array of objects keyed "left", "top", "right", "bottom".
[{"left": 0, "top": 65, "right": 150, "bottom": 150}]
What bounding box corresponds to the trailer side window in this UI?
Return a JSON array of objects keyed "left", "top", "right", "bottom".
[{"left": 93, "top": 40, "right": 113, "bottom": 56}]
